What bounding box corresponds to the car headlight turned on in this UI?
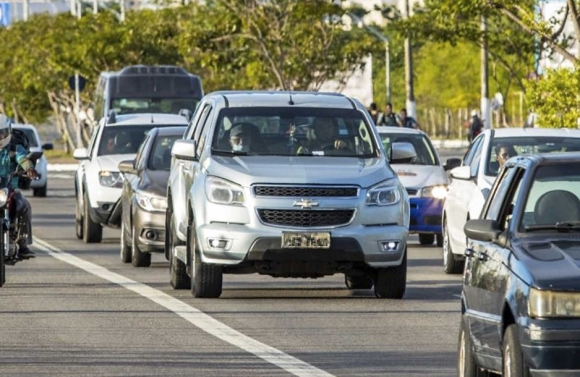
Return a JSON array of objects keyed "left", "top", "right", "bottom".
[
  {"left": 205, "top": 176, "right": 245, "bottom": 205},
  {"left": 136, "top": 192, "right": 167, "bottom": 212},
  {"left": 529, "top": 288, "right": 580, "bottom": 318},
  {"left": 99, "top": 171, "right": 123, "bottom": 188},
  {"left": 366, "top": 179, "right": 401, "bottom": 206},
  {"left": 420, "top": 185, "right": 448, "bottom": 199},
  {"left": 0, "top": 188, "right": 9, "bottom": 207}
]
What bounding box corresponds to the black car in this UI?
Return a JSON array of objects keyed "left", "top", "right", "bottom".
[
  {"left": 118, "top": 126, "right": 186, "bottom": 267},
  {"left": 459, "top": 152, "right": 580, "bottom": 377}
]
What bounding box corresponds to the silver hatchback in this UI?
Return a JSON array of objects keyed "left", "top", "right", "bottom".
[{"left": 167, "top": 91, "right": 410, "bottom": 298}]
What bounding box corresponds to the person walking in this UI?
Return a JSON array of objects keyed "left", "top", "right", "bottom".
[
  {"left": 397, "top": 108, "right": 420, "bottom": 129},
  {"left": 378, "top": 103, "right": 398, "bottom": 127},
  {"left": 468, "top": 110, "right": 483, "bottom": 142}
]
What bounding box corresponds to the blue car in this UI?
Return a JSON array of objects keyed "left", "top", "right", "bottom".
[{"left": 377, "top": 127, "right": 459, "bottom": 246}]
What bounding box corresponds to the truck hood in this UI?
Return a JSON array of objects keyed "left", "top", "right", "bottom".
[
  {"left": 96, "top": 154, "right": 136, "bottom": 172},
  {"left": 516, "top": 238, "right": 580, "bottom": 291},
  {"left": 391, "top": 164, "right": 448, "bottom": 189},
  {"left": 207, "top": 156, "right": 395, "bottom": 188}
]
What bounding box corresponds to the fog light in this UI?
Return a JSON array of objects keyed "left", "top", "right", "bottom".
[
  {"left": 379, "top": 241, "right": 399, "bottom": 252},
  {"left": 208, "top": 238, "right": 228, "bottom": 249}
]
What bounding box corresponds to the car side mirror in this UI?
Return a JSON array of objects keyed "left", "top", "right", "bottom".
[
  {"left": 73, "top": 148, "right": 89, "bottom": 160},
  {"left": 390, "top": 142, "right": 417, "bottom": 163},
  {"left": 178, "top": 109, "right": 193, "bottom": 122},
  {"left": 444, "top": 158, "right": 461, "bottom": 171},
  {"left": 450, "top": 165, "right": 472, "bottom": 180},
  {"left": 41, "top": 143, "right": 54, "bottom": 151},
  {"left": 171, "top": 139, "right": 197, "bottom": 161},
  {"left": 464, "top": 219, "right": 502, "bottom": 242},
  {"left": 118, "top": 159, "right": 137, "bottom": 175},
  {"left": 26, "top": 151, "right": 43, "bottom": 163}
]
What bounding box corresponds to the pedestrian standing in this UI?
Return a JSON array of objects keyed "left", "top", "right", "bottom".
[
  {"left": 378, "top": 103, "right": 398, "bottom": 127},
  {"left": 397, "top": 108, "right": 420, "bottom": 129},
  {"left": 468, "top": 110, "right": 483, "bottom": 142},
  {"left": 368, "top": 102, "right": 380, "bottom": 125}
]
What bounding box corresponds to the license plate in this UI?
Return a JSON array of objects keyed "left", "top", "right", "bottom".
[{"left": 282, "top": 232, "right": 331, "bottom": 249}]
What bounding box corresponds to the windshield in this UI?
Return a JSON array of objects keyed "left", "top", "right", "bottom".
[
  {"left": 521, "top": 163, "right": 580, "bottom": 231},
  {"left": 210, "top": 107, "right": 378, "bottom": 157},
  {"left": 379, "top": 132, "right": 438, "bottom": 165},
  {"left": 147, "top": 135, "right": 181, "bottom": 171},
  {"left": 487, "top": 137, "right": 580, "bottom": 177},
  {"left": 111, "top": 98, "right": 198, "bottom": 115},
  {"left": 16, "top": 128, "right": 39, "bottom": 147},
  {"left": 98, "top": 125, "right": 181, "bottom": 156}
]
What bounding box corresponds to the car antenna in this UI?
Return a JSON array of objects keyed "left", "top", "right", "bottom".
[
  {"left": 288, "top": 90, "right": 295, "bottom": 105},
  {"left": 151, "top": 113, "right": 154, "bottom": 123}
]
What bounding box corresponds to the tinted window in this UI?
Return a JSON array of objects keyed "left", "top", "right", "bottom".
[
  {"left": 148, "top": 135, "right": 181, "bottom": 170},
  {"left": 111, "top": 98, "right": 199, "bottom": 115},
  {"left": 379, "top": 132, "right": 438, "bottom": 165},
  {"left": 16, "top": 128, "right": 39, "bottom": 147},
  {"left": 211, "top": 107, "right": 378, "bottom": 157},
  {"left": 98, "top": 125, "right": 181, "bottom": 156}
]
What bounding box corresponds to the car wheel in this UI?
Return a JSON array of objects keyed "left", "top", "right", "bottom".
[
  {"left": 75, "top": 194, "right": 83, "bottom": 240},
  {"left": 82, "top": 192, "right": 102, "bottom": 243},
  {"left": 131, "top": 225, "right": 151, "bottom": 267},
  {"left": 374, "top": 248, "right": 406, "bottom": 299},
  {"left": 419, "top": 234, "right": 435, "bottom": 245},
  {"left": 503, "top": 325, "right": 531, "bottom": 377},
  {"left": 436, "top": 233, "right": 443, "bottom": 247},
  {"left": 189, "top": 220, "right": 222, "bottom": 298},
  {"left": 33, "top": 184, "right": 47, "bottom": 197},
  {"left": 169, "top": 214, "right": 189, "bottom": 290},
  {"left": 458, "top": 316, "right": 488, "bottom": 377},
  {"left": 443, "top": 219, "right": 464, "bottom": 274},
  {"left": 345, "top": 273, "right": 374, "bottom": 290},
  {"left": 119, "top": 221, "right": 132, "bottom": 263},
  {"left": 0, "top": 235, "right": 5, "bottom": 287}
]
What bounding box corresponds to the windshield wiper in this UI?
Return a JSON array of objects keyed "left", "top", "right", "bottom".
[
  {"left": 211, "top": 148, "right": 250, "bottom": 156},
  {"left": 525, "top": 221, "right": 580, "bottom": 232}
]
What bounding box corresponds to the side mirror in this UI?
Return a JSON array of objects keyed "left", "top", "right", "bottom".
[
  {"left": 390, "top": 142, "right": 417, "bottom": 163},
  {"left": 450, "top": 165, "right": 472, "bottom": 180},
  {"left": 26, "top": 151, "right": 43, "bottom": 163},
  {"left": 41, "top": 143, "right": 54, "bottom": 151},
  {"left": 118, "top": 159, "right": 137, "bottom": 175},
  {"left": 73, "top": 148, "right": 89, "bottom": 160},
  {"left": 171, "top": 139, "right": 197, "bottom": 161},
  {"left": 464, "top": 219, "right": 501, "bottom": 242},
  {"left": 444, "top": 158, "right": 462, "bottom": 171},
  {"left": 178, "top": 109, "right": 193, "bottom": 122}
]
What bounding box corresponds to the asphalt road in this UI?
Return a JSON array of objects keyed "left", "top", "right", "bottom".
[{"left": 0, "top": 157, "right": 466, "bottom": 377}]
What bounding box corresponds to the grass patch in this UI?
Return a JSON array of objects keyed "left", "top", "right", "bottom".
[{"left": 43, "top": 149, "right": 77, "bottom": 164}]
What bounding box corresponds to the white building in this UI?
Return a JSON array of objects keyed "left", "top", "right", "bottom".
[{"left": 537, "top": 0, "right": 579, "bottom": 72}]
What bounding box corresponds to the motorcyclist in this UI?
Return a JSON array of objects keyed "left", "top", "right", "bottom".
[{"left": 0, "top": 114, "right": 38, "bottom": 259}]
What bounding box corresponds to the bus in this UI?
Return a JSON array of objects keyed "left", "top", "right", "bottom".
[{"left": 93, "top": 65, "right": 203, "bottom": 121}]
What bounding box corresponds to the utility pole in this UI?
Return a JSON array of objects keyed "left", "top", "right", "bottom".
[
  {"left": 23, "top": 0, "right": 29, "bottom": 21},
  {"left": 481, "top": 15, "right": 491, "bottom": 129},
  {"left": 120, "top": 0, "right": 125, "bottom": 21},
  {"left": 74, "top": 73, "right": 82, "bottom": 148},
  {"left": 70, "top": 0, "right": 76, "bottom": 16},
  {"left": 403, "top": 0, "right": 416, "bottom": 118},
  {"left": 93, "top": 0, "right": 98, "bottom": 14}
]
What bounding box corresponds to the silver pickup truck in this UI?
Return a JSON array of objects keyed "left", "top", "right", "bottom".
[{"left": 166, "top": 91, "right": 410, "bottom": 298}]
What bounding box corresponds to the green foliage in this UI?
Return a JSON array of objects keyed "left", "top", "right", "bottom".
[{"left": 525, "top": 68, "right": 580, "bottom": 128}]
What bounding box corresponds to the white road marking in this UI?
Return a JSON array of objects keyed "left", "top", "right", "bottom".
[
  {"left": 33, "top": 237, "right": 334, "bottom": 377},
  {"left": 50, "top": 174, "right": 74, "bottom": 179},
  {"left": 453, "top": 294, "right": 462, "bottom": 299}
]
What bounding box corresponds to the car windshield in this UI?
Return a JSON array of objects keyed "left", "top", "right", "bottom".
[
  {"left": 379, "top": 132, "right": 438, "bottom": 165},
  {"left": 210, "top": 107, "right": 378, "bottom": 157},
  {"left": 16, "top": 128, "right": 39, "bottom": 147},
  {"left": 487, "top": 137, "right": 580, "bottom": 176},
  {"left": 98, "top": 125, "right": 181, "bottom": 156},
  {"left": 147, "top": 135, "right": 181, "bottom": 171},
  {"left": 521, "top": 163, "right": 580, "bottom": 231},
  {"left": 111, "top": 98, "right": 198, "bottom": 115}
]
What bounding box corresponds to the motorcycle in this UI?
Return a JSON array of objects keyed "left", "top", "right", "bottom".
[{"left": 0, "top": 151, "right": 42, "bottom": 287}]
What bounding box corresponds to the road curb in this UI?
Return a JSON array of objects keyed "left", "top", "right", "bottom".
[{"left": 47, "top": 163, "right": 78, "bottom": 172}]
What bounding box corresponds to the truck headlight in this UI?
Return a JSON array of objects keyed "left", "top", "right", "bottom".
[
  {"left": 0, "top": 188, "right": 9, "bottom": 207},
  {"left": 205, "top": 176, "right": 244, "bottom": 205},
  {"left": 366, "top": 179, "right": 401, "bottom": 206},
  {"left": 136, "top": 192, "right": 167, "bottom": 212},
  {"left": 99, "top": 171, "right": 123, "bottom": 188},
  {"left": 420, "top": 185, "right": 448, "bottom": 199},
  {"left": 529, "top": 288, "right": 580, "bottom": 318}
]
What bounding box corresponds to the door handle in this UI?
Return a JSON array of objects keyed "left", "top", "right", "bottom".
[
  {"left": 464, "top": 248, "right": 475, "bottom": 257},
  {"left": 477, "top": 252, "right": 489, "bottom": 262}
]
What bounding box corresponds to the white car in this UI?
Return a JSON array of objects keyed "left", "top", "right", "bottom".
[
  {"left": 12, "top": 123, "right": 53, "bottom": 197},
  {"left": 376, "top": 127, "right": 460, "bottom": 246},
  {"left": 442, "top": 127, "right": 580, "bottom": 274},
  {"left": 74, "top": 113, "right": 188, "bottom": 243}
]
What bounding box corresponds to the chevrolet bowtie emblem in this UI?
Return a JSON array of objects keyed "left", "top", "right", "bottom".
[{"left": 293, "top": 199, "right": 319, "bottom": 209}]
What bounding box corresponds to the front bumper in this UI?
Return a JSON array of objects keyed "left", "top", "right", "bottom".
[
  {"left": 87, "top": 186, "right": 122, "bottom": 227},
  {"left": 133, "top": 207, "right": 165, "bottom": 253},
  {"left": 520, "top": 319, "right": 580, "bottom": 376},
  {"left": 409, "top": 197, "right": 443, "bottom": 234},
  {"left": 197, "top": 222, "right": 408, "bottom": 269}
]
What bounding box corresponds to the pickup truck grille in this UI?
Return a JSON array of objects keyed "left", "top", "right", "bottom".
[
  {"left": 258, "top": 209, "right": 354, "bottom": 227},
  {"left": 253, "top": 186, "right": 358, "bottom": 197}
]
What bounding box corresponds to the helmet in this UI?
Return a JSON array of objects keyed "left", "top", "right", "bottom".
[
  {"left": 471, "top": 109, "right": 478, "bottom": 117},
  {"left": 0, "top": 114, "right": 12, "bottom": 150}
]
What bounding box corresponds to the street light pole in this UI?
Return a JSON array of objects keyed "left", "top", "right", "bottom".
[
  {"left": 481, "top": 15, "right": 491, "bottom": 129},
  {"left": 93, "top": 0, "right": 98, "bottom": 14},
  {"left": 403, "top": 0, "right": 416, "bottom": 118}
]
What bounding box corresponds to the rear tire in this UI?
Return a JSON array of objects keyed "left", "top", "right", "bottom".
[
  {"left": 443, "top": 219, "right": 464, "bottom": 274},
  {"left": 345, "top": 273, "right": 373, "bottom": 290},
  {"left": 419, "top": 234, "right": 435, "bottom": 245},
  {"left": 75, "top": 194, "right": 83, "bottom": 240},
  {"left": 120, "top": 221, "right": 132, "bottom": 263},
  {"left": 82, "top": 192, "right": 102, "bottom": 243},
  {"left": 436, "top": 233, "right": 443, "bottom": 247},
  {"left": 503, "top": 325, "right": 531, "bottom": 377},
  {"left": 458, "top": 315, "right": 488, "bottom": 376},
  {"left": 0, "top": 233, "right": 5, "bottom": 287},
  {"left": 131, "top": 225, "right": 151, "bottom": 267},
  {"left": 168, "top": 214, "right": 189, "bottom": 290},
  {"left": 374, "top": 249, "right": 407, "bottom": 299},
  {"left": 189, "top": 221, "right": 222, "bottom": 298},
  {"left": 33, "top": 184, "right": 47, "bottom": 197}
]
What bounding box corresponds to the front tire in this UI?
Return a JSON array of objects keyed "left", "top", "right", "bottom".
[
  {"left": 0, "top": 231, "right": 5, "bottom": 287},
  {"left": 503, "top": 325, "right": 531, "bottom": 377},
  {"left": 75, "top": 194, "right": 83, "bottom": 240},
  {"left": 345, "top": 273, "right": 373, "bottom": 290},
  {"left": 443, "top": 219, "right": 464, "bottom": 274},
  {"left": 33, "top": 184, "right": 47, "bottom": 197},
  {"left": 458, "top": 315, "right": 488, "bottom": 377},
  {"left": 131, "top": 225, "right": 151, "bottom": 267},
  {"left": 168, "top": 214, "right": 189, "bottom": 290},
  {"left": 120, "top": 221, "right": 132, "bottom": 263},
  {"left": 188, "top": 221, "right": 222, "bottom": 298},
  {"left": 419, "top": 234, "right": 435, "bottom": 245},
  {"left": 82, "top": 193, "right": 102, "bottom": 243},
  {"left": 374, "top": 248, "right": 407, "bottom": 299}
]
